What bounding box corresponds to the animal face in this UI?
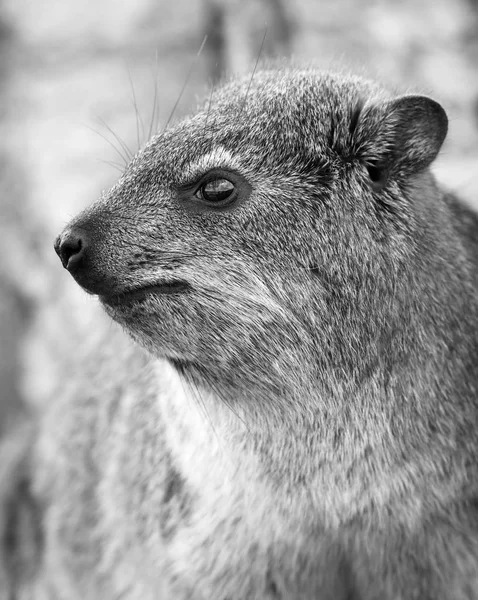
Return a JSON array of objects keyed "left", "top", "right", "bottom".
[{"left": 54, "top": 69, "right": 447, "bottom": 400}]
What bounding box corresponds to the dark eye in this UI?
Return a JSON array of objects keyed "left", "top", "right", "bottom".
[
  {"left": 195, "top": 178, "right": 235, "bottom": 204},
  {"left": 178, "top": 169, "right": 251, "bottom": 213}
]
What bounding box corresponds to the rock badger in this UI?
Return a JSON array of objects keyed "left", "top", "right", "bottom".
[{"left": 10, "top": 68, "right": 478, "bottom": 598}]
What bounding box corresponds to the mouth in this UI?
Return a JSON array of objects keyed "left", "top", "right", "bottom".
[{"left": 100, "top": 280, "right": 191, "bottom": 305}]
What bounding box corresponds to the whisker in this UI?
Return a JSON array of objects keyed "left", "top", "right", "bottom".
[
  {"left": 204, "top": 79, "right": 215, "bottom": 136},
  {"left": 241, "top": 26, "right": 268, "bottom": 113},
  {"left": 98, "top": 116, "right": 134, "bottom": 162},
  {"left": 194, "top": 384, "right": 222, "bottom": 445},
  {"left": 85, "top": 124, "right": 129, "bottom": 166},
  {"left": 163, "top": 34, "right": 208, "bottom": 133},
  {"left": 220, "top": 395, "right": 250, "bottom": 431},
  {"left": 126, "top": 64, "right": 145, "bottom": 150},
  {"left": 148, "top": 50, "right": 160, "bottom": 140},
  {"left": 196, "top": 368, "right": 251, "bottom": 434},
  {"left": 100, "top": 159, "right": 125, "bottom": 173},
  {"left": 177, "top": 368, "right": 223, "bottom": 450},
  {"left": 187, "top": 356, "right": 251, "bottom": 432}
]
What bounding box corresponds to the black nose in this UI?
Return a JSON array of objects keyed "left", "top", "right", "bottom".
[{"left": 54, "top": 228, "right": 87, "bottom": 272}]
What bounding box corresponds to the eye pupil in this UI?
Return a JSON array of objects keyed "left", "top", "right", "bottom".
[{"left": 199, "top": 178, "right": 235, "bottom": 203}]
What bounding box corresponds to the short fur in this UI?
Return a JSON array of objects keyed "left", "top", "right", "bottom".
[{"left": 11, "top": 68, "right": 478, "bottom": 599}]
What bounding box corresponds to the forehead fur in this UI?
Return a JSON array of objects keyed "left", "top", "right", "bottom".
[
  {"left": 126, "top": 69, "right": 388, "bottom": 186},
  {"left": 210, "top": 68, "right": 385, "bottom": 123}
]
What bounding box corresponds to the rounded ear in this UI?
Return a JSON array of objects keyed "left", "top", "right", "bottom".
[{"left": 353, "top": 95, "right": 448, "bottom": 190}]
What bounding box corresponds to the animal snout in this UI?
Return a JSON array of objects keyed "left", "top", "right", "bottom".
[
  {"left": 54, "top": 228, "right": 88, "bottom": 273},
  {"left": 54, "top": 224, "right": 113, "bottom": 295}
]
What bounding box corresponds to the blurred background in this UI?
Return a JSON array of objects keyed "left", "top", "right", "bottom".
[{"left": 0, "top": 0, "right": 478, "bottom": 445}]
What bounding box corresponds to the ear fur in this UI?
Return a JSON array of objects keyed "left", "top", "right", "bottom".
[{"left": 353, "top": 95, "right": 448, "bottom": 189}]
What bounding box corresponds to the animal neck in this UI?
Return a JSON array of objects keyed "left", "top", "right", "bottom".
[{"left": 152, "top": 357, "right": 454, "bottom": 520}]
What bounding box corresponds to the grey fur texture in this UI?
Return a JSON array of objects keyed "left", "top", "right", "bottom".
[{"left": 10, "top": 68, "right": 478, "bottom": 598}]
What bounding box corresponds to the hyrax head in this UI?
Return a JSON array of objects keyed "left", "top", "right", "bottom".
[{"left": 55, "top": 69, "right": 448, "bottom": 400}]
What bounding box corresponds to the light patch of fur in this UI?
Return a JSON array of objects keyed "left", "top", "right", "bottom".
[{"left": 178, "top": 146, "right": 243, "bottom": 185}]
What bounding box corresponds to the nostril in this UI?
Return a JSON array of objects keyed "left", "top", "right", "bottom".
[{"left": 54, "top": 229, "right": 87, "bottom": 272}]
